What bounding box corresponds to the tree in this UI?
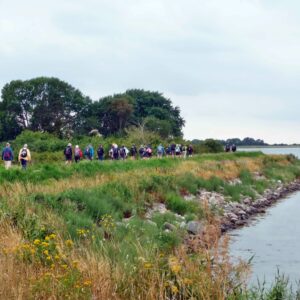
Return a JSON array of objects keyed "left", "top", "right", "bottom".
[{"left": 0, "top": 77, "right": 90, "bottom": 139}]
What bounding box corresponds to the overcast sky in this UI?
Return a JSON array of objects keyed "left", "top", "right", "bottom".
[{"left": 0, "top": 0, "right": 299, "bottom": 143}]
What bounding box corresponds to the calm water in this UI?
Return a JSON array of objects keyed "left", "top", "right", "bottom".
[
  {"left": 229, "top": 192, "right": 300, "bottom": 286},
  {"left": 231, "top": 148, "right": 300, "bottom": 285},
  {"left": 239, "top": 147, "right": 300, "bottom": 158}
]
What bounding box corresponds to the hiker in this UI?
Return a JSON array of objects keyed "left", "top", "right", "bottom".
[
  {"left": 145, "top": 145, "right": 152, "bottom": 159},
  {"left": 2, "top": 142, "right": 14, "bottom": 169},
  {"left": 231, "top": 144, "right": 237, "bottom": 152},
  {"left": 170, "top": 143, "right": 176, "bottom": 158},
  {"left": 97, "top": 145, "right": 105, "bottom": 161},
  {"left": 225, "top": 144, "right": 231, "bottom": 153},
  {"left": 130, "top": 144, "right": 137, "bottom": 160},
  {"left": 119, "top": 145, "right": 127, "bottom": 160},
  {"left": 175, "top": 144, "right": 181, "bottom": 157},
  {"left": 187, "top": 145, "right": 194, "bottom": 157},
  {"left": 64, "top": 143, "right": 73, "bottom": 164},
  {"left": 85, "top": 144, "right": 94, "bottom": 160},
  {"left": 157, "top": 144, "right": 165, "bottom": 159},
  {"left": 139, "top": 145, "right": 145, "bottom": 159},
  {"left": 166, "top": 145, "right": 171, "bottom": 157},
  {"left": 182, "top": 145, "right": 187, "bottom": 159},
  {"left": 112, "top": 144, "right": 119, "bottom": 160},
  {"left": 18, "top": 144, "right": 31, "bottom": 169},
  {"left": 74, "top": 145, "right": 83, "bottom": 163}
]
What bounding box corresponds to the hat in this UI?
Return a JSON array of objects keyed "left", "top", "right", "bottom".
[
  {"left": 75, "top": 145, "right": 79, "bottom": 148},
  {"left": 6, "top": 142, "right": 10, "bottom": 146},
  {"left": 23, "top": 144, "right": 28, "bottom": 148},
  {"left": 68, "top": 143, "right": 72, "bottom": 147}
]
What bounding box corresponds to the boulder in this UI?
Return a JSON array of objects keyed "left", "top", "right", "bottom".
[{"left": 187, "top": 221, "right": 204, "bottom": 235}]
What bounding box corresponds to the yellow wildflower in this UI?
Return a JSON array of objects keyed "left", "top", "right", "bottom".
[
  {"left": 171, "top": 285, "right": 179, "bottom": 294},
  {"left": 43, "top": 250, "right": 49, "bottom": 256},
  {"left": 49, "top": 234, "right": 56, "bottom": 240},
  {"left": 62, "top": 264, "right": 68, "bottom": 269},
  {"left": 65, "top": 239, "right": 74, "bottom": 247},
  {"left": 41, "top": 242, "right": 49, "bottom": 248},
  {"left": 45, "top": 236, "right": 50, "bottom": 242},
  {"left": 33, "top": 239, "right": 41, "bottom": 246},
  {"left": 183, "top": 278, "right": 193, "bottom": 285},
  {"left": 54, "top": 255, "right": 60, "bottom": 260},
  {"left": 143, "top": 263, "right": 153, "bottom": 269},
  {"left": 83, "top": 280, "right": 92, "bottom": 287},
  {"left": 171, "top": 264, "right": 181, "bottom": 274}
]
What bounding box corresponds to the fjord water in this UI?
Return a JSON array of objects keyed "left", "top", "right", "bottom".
[
  {"left": 230, "top": 147, "right": 300, "bottom": 286},
  {"left": 239, "top": 147, "right": 300, "bottom": 158},
  {"left": 229, "top": 192, "right": 300, "bottom": 286}
]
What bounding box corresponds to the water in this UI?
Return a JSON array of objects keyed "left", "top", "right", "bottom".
[
  {"left": 229, "top": 192, "right": 300, "bottom": 286},
  {"left": 239, "top": 147, "right": 300, "bottom": 158}
]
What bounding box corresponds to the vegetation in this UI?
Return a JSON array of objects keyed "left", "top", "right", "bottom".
[
  {"left": 0, "top": 78, "right": 185, "bottom": 140},
  {"left": 0, "top": 144, "right": 299, "bottom": 298}
]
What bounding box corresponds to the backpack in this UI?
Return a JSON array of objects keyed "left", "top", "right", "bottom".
[
  {"left": 113, "top": 147, "right": 119, "bottom": 155},
  {"left": 147, "top": 148, "right": 152, "bottom": 154},
  {"left": 21, "top": 148, "right": 27, "bottom": 158},
  {"left": 65, "top": 147, "right": 71, "bottom": 156},
  {"left": 75, "top": 148, "right": 80, "bottom": 157},
  {"left": 4, "top": 149, "right": 11, "bottom": 160},
  {"left": 85, "top": 147, "right": 90, "bottom": 156},
  {"left": 120, "top": 148, "right": 126, "bottom": 156},
  {"left": 97, "top": 147, "right": 104, "bottom": 156}
]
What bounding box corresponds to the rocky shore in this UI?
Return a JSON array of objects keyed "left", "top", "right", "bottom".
[{"left": 143, "top": 178, "right": 300, "bottom": 241}]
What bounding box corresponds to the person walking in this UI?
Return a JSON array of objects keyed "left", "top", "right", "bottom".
[
  {"left": 157, "top": 144, "right": 165, "bottom": 159},
  {"left": 64, "top": 143, "right": 73, "bottom": 164},
  {"left": 97, "top": 145, "right": 105, "bottom": 161},
  {"left": 2, "top": 143, "right": 14, "bottom": 169},
  {"left": 18, "top": 144, "right": 31, "bottom": 169},
  {"left": 74, "top": 145, "right": 83, "bottom": 163},
  {"left": 130, "top": 144, "right": 137, "bottom": 160}
]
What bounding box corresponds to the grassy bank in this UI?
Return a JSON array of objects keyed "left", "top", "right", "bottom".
[{"left": 0, "top": 152, "right": 300, "bottom": 299}]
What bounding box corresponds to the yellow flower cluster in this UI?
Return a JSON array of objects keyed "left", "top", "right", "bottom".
[{"left": 100, "top": 214, "right": 116, "bottom": 230}]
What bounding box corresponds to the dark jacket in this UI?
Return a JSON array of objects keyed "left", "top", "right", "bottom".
[{"left": 2, "top": 146, "right": 14, "bottom": 161}]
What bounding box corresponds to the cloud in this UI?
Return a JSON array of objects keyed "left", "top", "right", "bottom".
[{"left": 0, "top": 0, "right": 299, "bottom": 143}]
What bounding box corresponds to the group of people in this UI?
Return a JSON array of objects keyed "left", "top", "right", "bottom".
[
  {"left": 63, "top": 143, "right": 194, "bottom": 163},
  {"left": 1, "top": 143, "right": 31, "bottom": 170},
  {"left": 225, "top": 144, "right": 237, "bottom": 152}
]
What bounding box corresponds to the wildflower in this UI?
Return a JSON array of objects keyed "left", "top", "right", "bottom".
[
  {"left": 33, "top": 239, "right": 41, "bottom": 246},
  {"left": 72, "top": 260, "right": 79, "bottom": 268},
  {"left": 54, "top": 255, "right": 60, "bottom": 260},
  {"left": 171, "top": 264, "right": 181, "bottom": 274},
  {"left": 43, "top": 250, "right": 49, "bottom": 256},
  {"left": 31, "top": 249, "right": 36, "bottom": 255},
  {"left": 51, "top": 264, "right": 55, "bottom": 269},
  {"left": 62, "top": 264, "right": 68, "bottom": 269},
  {"left": 49, "top": 234, "right": 56, "bottom": 240},
  {"left": 65, "top": 240, "right": 74, "bottom": 248},
  {"left": 45, "top": 236, "right": 50, "bottom": 242},
  {"left": 46, "top": 256, "right": 52, "bottom": 261},
  {"left": 183, "top": 278, "right": 193, "bottom": 285},
  {"left": 143, "top": 263, "right": 153, "bottom": 269},
  {"left": 171, "top": 285, "right": 179, "bottom": 294},
  {"left": 83, "top": 280, "right": 92, "bottom": 287},
  {"left": 41, "top": 242, "right": 49, "bottom": 248}
]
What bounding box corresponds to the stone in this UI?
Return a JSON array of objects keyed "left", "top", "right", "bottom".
[
  {"left": 187, "top": 221, "right": 204, "bottom": 235},
  {"left": 163, "top": 222, "right": 176, "bottom": 231}
]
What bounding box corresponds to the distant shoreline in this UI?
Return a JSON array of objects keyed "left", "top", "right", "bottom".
[{"left": 238, "top": 145, "right": 300, "bottom": 149}]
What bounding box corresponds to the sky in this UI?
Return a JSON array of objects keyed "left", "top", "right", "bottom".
[{"left": 0, "top": 0, "right": 299, "bottom": 144}]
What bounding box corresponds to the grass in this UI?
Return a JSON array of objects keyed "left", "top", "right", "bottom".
[{"left": 0, "top": 152, "right": 299, "bottom": 299}]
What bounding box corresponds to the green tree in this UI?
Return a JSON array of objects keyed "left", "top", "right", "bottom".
[{"left": 0, "top": 77, "right": 91, "bottom": 139}]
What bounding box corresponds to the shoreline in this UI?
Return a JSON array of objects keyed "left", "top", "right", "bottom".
[{"left": 220, "top": 179, "right": 300, "bottom": 233}]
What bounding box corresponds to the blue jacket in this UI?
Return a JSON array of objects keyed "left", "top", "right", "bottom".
[{"left": 2, "top": 146, "right": 14, "bottom": 161}]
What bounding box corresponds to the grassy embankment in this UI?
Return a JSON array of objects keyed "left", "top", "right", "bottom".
[{"left": 0, "top": 152, "right": 300, "bottom": 299}]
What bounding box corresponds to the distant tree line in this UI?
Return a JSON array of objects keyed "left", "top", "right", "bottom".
[
  {"left": 0, "top": 77, "right": 185, "bottom": 141},
  {"left": 192, "top": 137, "right": 269, "bottom": 147}
]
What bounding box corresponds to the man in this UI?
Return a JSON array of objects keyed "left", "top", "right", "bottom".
[
  {"left": 97, "top": 145, "right": 105, "bottom": 161},
  {"left": 64, "top": 143, "right": 73, "bottom": 164},
  {"left": 18, "top": 144, "right": 31, "bottom": 169},
  {"left": 2, "top": 143, "right": 14, "bottom": 169},
  {"left": 85, "top": 144, "right": 94, "bottom": 160}
]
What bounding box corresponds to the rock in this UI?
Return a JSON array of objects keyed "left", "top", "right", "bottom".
[
  {"left": 146, "top": 220, "right": 157, "bottom": 227},
  {"left": 163, "top": 222, "right": 176, "bottom": 232},
  {"left": 187, "top": 221, "right": 204, "bottom": 235},
  {"left": 184, "top": 194, "right": 196, "bottom": 201},
  {"left": 180, "top": 222, "right": 186, "bottom": 229}
]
